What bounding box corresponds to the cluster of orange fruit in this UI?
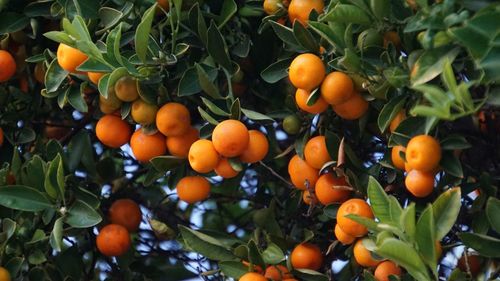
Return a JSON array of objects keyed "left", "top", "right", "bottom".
[
  {"left": 263, "top": 0, "right": 324, "bottom": 26},
  {"left": 96, "top": 199, "right": 142, "bottom": 257},
  {"left": 289, "top": 53, "right": 368, "bottom": 120}
]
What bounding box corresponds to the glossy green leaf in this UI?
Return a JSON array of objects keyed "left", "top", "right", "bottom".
[
  {"left": 150, "top": 156, "right": 185, "bottom": 173},
  {"left": 179, "top": 225, "right": 237, "bottom": 261},
  {"left": 0, "top": 185, "right": 53, "bottom": 212},
  {"left": 293, "top": 21, "right": 320, "bottom": 53},
  {"left": 49, "top": 217, "right": 64, "bottom": 252},
  {"left": 400, "top": 202, "right": 416, "bottom": 241},
  {"left": 260, "top": 57, "right": 293, "bottom": 83},
  {"left": 416, "top": 205, "right": 437, "bottom": 274},
  {"left": 322, "top": 4, "right": 371, "bottom": 25},
  {"left": 45, "top": 59, "right": 69, "bottom": 93},
  {"left": 218, "top": 261, "right": 247, "bottom": 279},
  {"left": 207, "top": 21, "right": 233, "bottom": 72},
  {"left": 367, "top": 176, "right": 392, "bottom": 223},
  {"left": 486, "top": 197, "right": 500, "bottom": 233},
  {"left": 135, "top": 4, "right": 156, "bottom": 63},
  {"left": 411, "top": 46, "right": 460, "bottom": 86},
  {"left": 44, "top": 154, "right": 65, "bottom": 199},
  {"left": 0, "top": 12, "right": 30, "bottom": 34},
  {"left": 241, "top": 109, "right": 274, "bottom": 121},
  {"left": 196, "top": 63, "right": 222, "bottom": 99},
  {"left": 65, "top": 200, "right": 102, "bottom": 228},
  {"left": 218, "top": 0, "right": 237, "bottom": 28},
  {"left": 432, "top": 187, "right": 461, "bottom": 240},
  {"left": 262, "top": 243, "right": 285, "bottom": 265},
  {"left": 459, "top": 232, "right": 500, "bottom": 258}
]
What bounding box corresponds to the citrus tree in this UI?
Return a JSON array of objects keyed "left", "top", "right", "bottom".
[{"left": 0, "top": 0, "right": 499, "bottom": 280}]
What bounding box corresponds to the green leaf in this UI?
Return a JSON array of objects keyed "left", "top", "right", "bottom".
[
  {"left": 0, "top": 185, "right": 53, "bottom": 212},
  {"left": 400, "top": 202, "right": 416, "bottom": 242},
  {"left": 230, "top": 98, "right": 241, "bottom": 120},
  {"left": 241, "top": 108, "right": 274, "bottom": 121},
  {"left": 218, "top": 261, "right": 248, "bottom": 279},
  {"left": 150, "top": 156, "right": 185, "bottom": 173},
  {"left": 411, "top": 46, "right": 460, "bottom": 86},
  {"left": 293, "top": 269, "right": 329, "bottom": 281},
  {"left": 432, "top": 187, "right": 461, "bottom": 240},
  {"left": 44, "top": 154, "right": 65, "bottom": 199},
  {"left": 345, "top": 214, "right": 379, "bottom": 232},
  {"left": 440, "top": 151, "right": 463, "bottom": 178},
  {"left": 179, "top": 225, "right": 237, "bottom": 261},
  {"left": 321, "top": 4, "right": 371, "bottom": 25},
  {"left": 440, "top": 135, "right": 471, "bottom": 150},
  {"left": 178, "top": 65, "right": 218, "bottom": 96},
  {"left": 135, "top": 4, "right": 156, "bottom": 63},
  {"left": 269, "top": 21, "right": 301, "bottom": 48},
  {"left": 262, "top": 243, "right": 285, "bottom": 265},
  {"left": 98, "top": 67, "right": 128, "bottom": 98},
  {"left": 106, "top": 23, "right": 124, "bottom": 67},
  {"left": 195, "top": 63, "right": 222, "bottom": 99},
  {"left": 207, "top": 21, "right": 233, "bottom": 72},
  {"left": 0, "top": 12, "right": 30, "bottom": 34},
  {"left": 198, "top": 107, "right": 220, "bottom": 125},
  {"left": 201, "top": 97, "right": 229, "bottom": 116},
  {"left": 72, "top": 0, "right": 99, "bottom": 19},
  {"left": 293, "top": 21, "right": 320, "bottom": 53},
  {"left": 367, "top": 176, "right": 392, "bottom": 223},
  {"left": 415, "top": 205, "right": 437, "bottom": 273},
  {"left": 45, "top": 59, "right": 69, "bottom": 93},
  {"left": 98, "top": 7, "right": 124, "bottom": 31},
  {"left": 68, "top": 84, "right": 88, "bottom": 113},
  {"left": 218, "top": 0, "right": 237, "bottom": 28},
  {"left": 65, "top": 200, "right": 102, "bottom": 228},
  {"left": 377, "top": 95, "right": 406, "bottom": 132},
  {"left": 247, "top": 240, "right": 266, "bottom": 270},
  {"left": 49, "top": 217, "right": 64, "bottom": 252},
  {"left": 260, "top": 58, "right": 293, "bottom": 84},
  {"left": 308, "top": 21, "right": 346, "bottom": 53},
  {"left": 486, "top": 197, "right": 500, "bottom": 233},
  {"left": 459, "top": 232, "right": 500, "bottom": 258}
]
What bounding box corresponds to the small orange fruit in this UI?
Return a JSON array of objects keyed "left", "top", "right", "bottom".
[
  {"left": 96, "top": 224, "right": 131, "bottom": 257},
  {"left": 239, "top": 130, "right": 269, "bottom": 163},
  {"left": 176, "top": 176, "right": 211, "bottom": 204},
  {"left": 99, "top": 88, "right": 122, "bottom": 114},
  {"left": 334, "top": 224, "right": 355, "bottom": 245},
  {"left": 374, "top": 260, "right": 402, "bottom": 281},
  {"left": 88, "top": 72, "right": 106, "bottom": 85},
  {"left": 405, "top": 135, "right": 441, "bottom": 172},
  {"left": 57, "top": 43, "right": 88, "bottom": 73},
  {"left": 337, "top": 199, "right": 374, "bottom": 237},
  {"left": 288, "top": 53, "right": 326, "bottom": 91},
  {"left": 264, "top": 265, "right": 293, "bottom": 280},
  {"left": 263, "top": 0, "right": 282, "bottom": 15},
  {"left": 114, "top": 76, "right": 139, "bottom": 102},
  {"left": 302, "top": 189, "right": 317, "bottom": 205},
  {"left": 0, "top": 266, "right": 10, "bottom": 281},
  {"left": 156, "top": 102, "right": 191, "bottom": 137},
  {"left": 304, "top": 135, "right": 332, "bottom": 169},
  {"left": 320, "top": 72, "right": 354, "bottom": 105},
  {"left": 166, "top": 126, "right": 199, "bottom": 158},
  {"left": 290, "top": 243, "right": 323, "bottom": 270},
  {"left": 288, "top": 0, "right": 324, "bottom": 25},
  {"left": 131, "top": 99, "right": 158, "bottom": 125},
  {"left": 353, "top": 239, "right": 382, "bottom": 267},
  {"left": 383, "top": 31, "right": 402, "bottom": 50},
  {"left": 108, "top": 199, "right": 142, "bottom": 232},
  {"left": 457, "top": 253, "right": 482, "bottom": 276},
  {"left": 188, "top": 139, "right": 220, "bottom": 173},
  {"left": 0, "top": 128, "right": 4, "bottom": 147},
  {"left": 130, "top": 129, "right": 167, "bottom": 162},
  {"left": 405, "top": 169, "right": 435, "bottom": 198},
  {"left": 241, "top": 260, "right": 264, "bottom": 274},
  {"left": 157, "top": 0, "right": 169, "bottom": 11},
  {"left": 34, "top": 62, "right": 46, "bottom": 84},
  {"left": 391, "top": 145, "right": 406, "bottom": 170},
  {"left": 332, "top": 91, "right": 369, "bottom": 120},
  {"left": 0, "top": 50, "right": 16, "bottom": 82},
  {"left": 96, "top": 115, "right": 132, "bottom": 148},
  {"left": 295, "top": 89, "right": 329, "bottom": 114},
  {"left": 214, "top": 158, "right": 239, "bottom": 179},
  {"left": 288, "top": 154, "right": 319, "bottom": 190},
  {"left": 212, "top": 120, "right": 250, "bottom": 157},
  {"left": 239, "top": 272, "right": 267, "bottom": 281},
  {"left": 389, "top": 110, "right": 406, "bottom": 133},
  {"left": 315, "top": 173, "right": 351, "bottom": 205}
]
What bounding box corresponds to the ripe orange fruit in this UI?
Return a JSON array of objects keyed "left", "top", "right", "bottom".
[
  {"left": 374, "top": 261, "right": 402, "bottom": 281},
  {"left": 96, "top": 115, "right": 132, "bottom": 148},
  {"left": 332, "top": 91, "right": 369, "bottom": 120},
  {"left": 166, "top": 126, "right": 199, "bottom": 158},
  {"left": 353, "top": 239, "right": 382, "bottom": 267},
  {"left": 114, "top": 76, "right": 139, "bottom": 102},
  {"left": 96, "top": 224, "right": 131, "bottom": 257},
  {"left": 239, "top": 272, "right": 267, "bottom": 281},
  {"left": 304, "top": 135, "right": 332, "bottom": 169},
  {"left": 457, "top": 253, "right": 481, "bottom": 276},
  {"left": 131, "top": 99, "right": 158, "bottom": 125},
  {"left": 214, "top": 158, "right": 239, "bottom": 179},
  {"left": 0, "top": 267, "right": 10, "bottom": 281},
  {"left": 288, "top": 154, "right": 319, "bottom": 190},
  {"left": 264, "top": 265, "right": 293, "bottom": 280},
  {"left": 176, "top": 176, "right": 211, "bottom": 204},
  {"left": 212, "top": 120, "right": 250, "bottom": 157},
  {"left": 315, "top": 173, "right": 351, "bottom": 205},
  {"left": 241, "top": 260, "right": 264, "bottom": 274},
  {"left": 288, "top": 53, "right": 326, "bottom": 91},
  {"left": 337, "top": 199, "right": 374, "bottom": 237},
  {"left": 320, "top": 72, "right": 354, "bottom": 105},
  {"left": 0, "top": 50, "right": 16, "bottom": 82},
  {"left": 88, "top": 72, "right": 106, "bottom": 85},
  {"left": 156, "top": 102, "right": 191, "bottom": 137},
  {"left": 389, "top": 110, "right": 406, "bottom": 133},
  {"left": 0, "top": 128, "right": 4, "bottom": 147},
  {"left": 383, "top": 31, "right": 402, "bottom": 50},
  {"left": 405, "top": 135, "right": 441, "bottom": 172},
  {"left": 405, "top": 169, "right": 435, "bottom": 198},
  {"left": 391, "top": 145, "right": 406, "bottom": 170},
  {"left": 264, "top": 0, "right": 281, "bottom": 15},
  {"left": 108, "top": 199, "right": 142, "bottom": 232},
  {"left": 290, "top": 243, "right": 323, "bottom": 270},
  {"left": 34, "top": 62, "right": 46, "bottom": 84},
  {"left": 130, "top": 129, "right": 167, "bottom": 162},
  {"left": 295, "top": 89, "right": 329, "bottom": 114},
  {"left": 57, "top": 43, "right": 88, "bottom": 73},
  {"left": 288, "top": 0, "right": 324, "bottom": 25},
  {"left": 157, "top": 0, "right": 169, "bottom": 11},
  {"left": 239, "top": 130, "right": 269, "bottom": 163},
  {"left": 302, "top": 190, "right": 317, "bottom": 205},
  {"left": 334, "top": 224, "right": 355, "bottom": 245},
  {"left": 188, "top": 139, "right": 220, "bottom": 173},
  {"left": 99, "top": 88, "right": 122, "bottom": 114}
]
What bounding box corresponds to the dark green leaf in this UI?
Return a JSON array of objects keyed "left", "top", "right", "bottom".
[
  {"left": 260, "top": 58, "right": 293, "bottom": 84},
  {"left": 377, "top": 95, "right": 406, "bottom": 133},
  {"left": 262, "top": 243, "right": 285, "bottom": 265},
  {"left": 207, "top": 21, "right": 233, "bottom": 72},
  {"left": 196, "top": 63, "right": 222, "bottom": 99},
  {"left": 179, "top": 225, "right": 237, "bottom": 261},
  {"left": 411, "top": 46, "right": 460, "bottom": 86},
  {"left": 0, "top": 12, "right": 30, "bottom": 34},
  {"left": 45, "top": 59, "right": 69, "bottom": 93},
  {"left": 218, "top": 0, "right": 237, "bottom": 28},
  {"left": 49, "top": 217, "right": 64, "bottom": 252},
  {"left": 0, "top": 185, "right": 53, "bottom": 212},
  {"left": 486, "top": 197, "right": 500, "bottom": 233},
  {"left": 241, "top": 108, "right": 274, "bottom": 121},
  {"left": 65, "top": 200, "right": 102, "bottom": 228},
  {"left": 150, "top": 156, "right": 185, "bottom": 173},
  {"left": 459, "top": 232, "right": 500, "bottom": 258},
  {"left": 135, "top": 4, "right": 156, "bottom": 63},
  {"left": 293, "top": 21, "right": 320, "bottom": 53},
  {"left": 321, "top": 4, "right": 371, "bottom": 25},
  {"left": 219, "top": 261, "right": 248, "bottom": 279}
]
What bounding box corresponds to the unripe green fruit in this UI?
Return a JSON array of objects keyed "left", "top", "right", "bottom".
[{"left": 283, "top": 115, "right": 301, "bottom": 135}]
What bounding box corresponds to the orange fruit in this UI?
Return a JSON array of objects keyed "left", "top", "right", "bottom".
[
  {"left": 406, "top": 135, "right": 441, "bottom": 172},
  {"left": 405, "top": 169, "right": 435, "bottom": 198},
  {"left": 239, "top": 272, "right": 267, "bottom": 281},
  {"left": 0, "top": 50, "right": 16, "bottom": 82},
  {"left": 304, "top": 135, "right": 332, "bottom": 169},
  {"left": 214, "top": 158, "right": 239, "bottom": 179},
  {"left": 288, "top": 0, "right": 324, "bottom": 25},
  {"left": 290, "top": 243, "right": 323, "bottom": 270},
  {"left": 166, "top": 126, "right": 199, "bottom": 158},
  {"left": 212, "top": 120, "right": 250, "bottom": 157},
  {"left": 383, "top": 31, "right": 402, "bottom": 50},
  {"left": 264, "top": 0, "right": 281, "bottom": 15},
  {"left": 315, "top": 173, "right": 351, "bottom": 205},
  {"left": 0, "top": 267, "right": 11, "bottom": 281},
  {"left": 374, "top": 261, "right": 402, "bottom": 281},
  {"left": 131, "top": 99, "right": 158, "bottom": 125},
  {"left": 332, "top": 91, "right": 369, "bottom": 120},
  {"left": 176, "top": 176, "right": 211, "bottom": 204},
  {"left": 108, "top": 199, "right": 142, "bottom": 232},
  {"left": 239, "top": 130, "right": 269, "bottom": 163},
  {"left": 337, "top": 198, "right": 374, "bottom": 237},
  {"left": 188, "top": 139, "right": 220, "bottom": 173},
  {"left": 242, "top": 260, "right": 264, "bottom": 274},
  {"left": 334, "top": 224, "right": 355, "bottom": 245},
  {"left": 302, "top": 190, "right": 317, "bottom": 205},
  {"left": 96, "top": 114, "right": 132, "bottom": 148},
  {"left": 0, "top": 128, "right": 4, "bottom": 147},
  {"left": 457, "top": 253, "right": 481, "bottom": 276},
  {"left": 96, "top": 224, "right": 131, "bottom": 257},
  {"left": 288, "top": 53, "right": 325, "bottom": 91},
  {"left": 156, "top": 102, "right": 191, "bottom": 137},
  {"left": 288, "top": 154, "right": 319, "bottom": 190},
  {"left": 389, "top": 110, "right": 405, "bottom": 133},
  {"left": 88, "top": 72, "right": 106, "bottom": 85},
  {"left": 295, "top": 89, "right": 329, "bottom": 114},
  {"left": 99, "top": 88, "right": 122, "bottom": 114},
  {"left": 320, "top": 72, "right": 354, "bottom": 105},
  {"left": 130, "top": 129, "right": 167, "bottom": 162},
  {"left": 391, "top": 145, "right": 406, "bottom": 170},
  {"left": 264, "top": 265, "right": 293, "bottom": 280},
  {"left": 157, "top": 0, "right": 169, "bottom": 11},
  {"left": 34, "top": 62, "right": 46, "bottom": 84},
  {"left": 57, "top": 43, "right": 88, "bottom": 73},
  {"left": 114, "top": 76, "right": 139, "bottom": 102},
  {"left": 353, "top": 239, "right": 382, "bottom": 267}
]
